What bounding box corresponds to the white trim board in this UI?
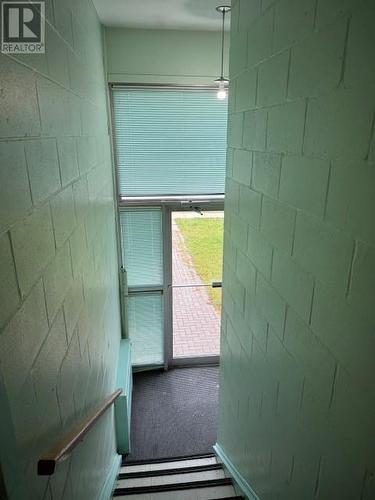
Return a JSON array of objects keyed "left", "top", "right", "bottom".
[{"left": 213, "top": 443, "right": 260, "bottom": 500}]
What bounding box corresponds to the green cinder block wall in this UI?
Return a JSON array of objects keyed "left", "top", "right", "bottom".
[
  {"left": 0, "top": 0, "right": 121, "bottom": 498},
  {"left": 219, "top": 0, "right": 375, "bottom": 498}
]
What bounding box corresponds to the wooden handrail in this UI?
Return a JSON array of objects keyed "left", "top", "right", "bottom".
[{"left": 38, "top": 388, "right": 122, "bottom": 475}]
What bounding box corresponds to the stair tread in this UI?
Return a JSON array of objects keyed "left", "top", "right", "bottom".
[
  {"left": 214, "top": 497, "right": 243, "bottom": 499},
  {"left": 120, "top": 456, "right": 218, "bottom": 474},
  {"left": 113, "top": 477, "right": 233, "bottom": 496},
  {"left": 123, "top": 453, "right": 215, "bottom": 466},
  {"left": 119, "top": 463, "right": 223, "bottom": 479},
  {"left": 118, "top": 469, "right": 226, "bottom": 488},
  {"left": 113, "top": 483, "right": 236, "bottom": 499}
]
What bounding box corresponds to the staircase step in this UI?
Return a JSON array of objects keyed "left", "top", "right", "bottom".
[
  {"left": 113, "top": 477, "right": 233, "bottom": 496},
  {"left": 114, "top": 486, "right": 238, "bottom": 499},
  {"left": 117, "top": 468, "right": 226, "bottom": 489},
  {"left": 114, "top": 484, "right": 237, "bottom": 499},
  {"left": 119, "top": 463, "right": 223, "bottom": 479},
  {"left": 122, "top": 452, "right": 216, "bottom": 466},
  {"left": 120, "top": 456, "right": 218, "bottom": 474}
]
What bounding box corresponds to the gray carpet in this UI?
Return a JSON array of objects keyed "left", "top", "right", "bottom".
[{"left": 128, "top": 367, "right": 219, "bottom": 461}]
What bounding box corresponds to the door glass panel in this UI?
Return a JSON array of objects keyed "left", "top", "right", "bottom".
[
  {"left": 120, "top": 207, "right": 164, "bottom": 367},
  {"left": 120, "top": 208, "right": 163, "bottom": 287},
  {"left": 172, "top": 211, "right": 224, "bottom": 359},
  {"left": 173, "top": 286, "right": 222, "bottom": 358},
  {"left": 127, "top": 293, "right": 164, "bottom": 366}
]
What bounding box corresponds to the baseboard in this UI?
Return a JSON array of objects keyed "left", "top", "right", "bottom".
[
  {"left": 213, "top": 443, "right": 260, "bottom": 500},
  {"left": 99, "top": 453, "right": 121, "bottom": 500}
]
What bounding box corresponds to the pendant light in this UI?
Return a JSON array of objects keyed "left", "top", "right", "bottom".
[{"left": 215, "top": 5, "right": 231, "bottom": 100}]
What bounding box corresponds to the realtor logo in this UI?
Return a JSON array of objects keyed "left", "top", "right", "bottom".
[{"left": 1, "top": 1, "right": 45, "bottom": 53}]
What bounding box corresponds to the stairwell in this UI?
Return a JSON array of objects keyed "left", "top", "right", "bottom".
[{"left": 113, "top": 453, "right": 243, "bottom": 499}]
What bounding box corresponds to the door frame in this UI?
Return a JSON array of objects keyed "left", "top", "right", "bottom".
[
  {"left": 110, "top": 84, "right": 227, "bottom": 370},
  {"left": 163, "top": 202, "right": 224, "bottom": 369},
  {"left": 119, "top": 197, "right": 224, "bottom": 370}
]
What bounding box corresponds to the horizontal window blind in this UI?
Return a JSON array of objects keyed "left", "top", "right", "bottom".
[
  {"left": 120, "top": 208, "right": 163, "bottom": 288},
  {"left": 127, "top": 293, "right": 164, "bottom": 366},
  {"left": 112, "top": 89, "right": 228, "bottom": 196}
]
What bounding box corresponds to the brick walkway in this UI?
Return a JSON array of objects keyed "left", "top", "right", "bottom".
[{"left": 172, "top": 215, "right": 221, "bottom": 358}]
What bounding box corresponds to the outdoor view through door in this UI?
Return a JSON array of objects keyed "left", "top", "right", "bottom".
[
  {"left": 172, "top": 211, "right": 224, "bottom": 359},
  {"left": 112, "top": 86, "right": 228, "bottom": 368}
]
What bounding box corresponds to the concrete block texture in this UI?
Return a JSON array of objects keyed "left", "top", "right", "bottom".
[
  {"left": 43, "top": 242, "right": 73, "bottom": 324},
  {"left": 11, "top": 204, "right": 56, "bottom": 296},
  {"left": 247, "top": 227, "right": 273, "bottom": 279},
  {"left": 219, "top": 0, "right": 375, "bottom": 499},
  {"left": 239, "top": 186, "right": 262, "bottom": 229},
  {"left": 304, "top": 86, "right": 375, "bottom": 161},
  {"left": 252, "top": 151, "right": 282, "bottom": 198},
  {"left": 283, "top": 308, "right": 336, "bottom": 407},
  {"left": 271, "top": 249, "right": 314, "bottom": 322},
  {"left": 57, "top": 137, "right": 79, "bottom": 187},
  {"left": 229, "top": 30, "right": 248, "bottom": 78},
  {"left": 288, "top": 18, "right": 347, "bottom": 98},
  {"left": 267, "top": 99, "right": 306, "bottom": 153},
  {"left": 273, "top": 0, "right": 315, "bottom": 51},
  {"left": 293, "top": 212, "right": 354, "bottom": 291},
  {"left": 255, "top": 274, "right": 286, "bottom": 338},
  {"left": 228, "top": 112, "right": 244, "bottom": 148},
  {"left": 247, "top": 7, "right": 273, "bottom": 67},
  {"left": 0, "top": 233, "right": 20, "bottom": 330},
  {"left": 0, "top": 56, "right": 41, "bottom": 138},
  {"left": 51, "top": 185, "right": 77, "bottom": 248},
  {"left": 344, "top": 2, "right": 375, "bottom": 86},
  {"left": 235, "top": 68, "right": 258, "bottom": 112},
  {"left": 0, "top": 142, "right": 32, "bottom": 233},
  {"left": 348, "top": 241, "right": 375, "bottom": 322},
  {"left": 278, "top": 155, "right": 330, "bottom": 217},
  {"left": 0, "top": 1, "right": 121, "bottom": 499},
  {"left": 25, "top": 139, "right": 61, "bottom": 204},
  {"left": 315, "top": 0, "right": 365, "bottom": 30},
  {"left": 243, "top": 108, "right": 267, "bottom": 150},
  {"left": 260, "top": 196, "right": 296, "bottom": 254},
  {"left": 257, "top": 51, "right": 289, "bottom": 107},
  {"left": 325, "top": 160, "right": 375, "bottom": 246},
  {"left": 239, "top": 0, "right": 262, "bottom": 32},
  {"left": 0, "top": 281, "right": 49, "bottom": 400},
  {"left": 233, "top": 149, "right": 253, "bottom": 186}
]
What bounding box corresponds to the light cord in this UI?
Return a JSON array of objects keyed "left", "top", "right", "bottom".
[{"left": 220, "top": 9, "right": 225, "bottom": 79}]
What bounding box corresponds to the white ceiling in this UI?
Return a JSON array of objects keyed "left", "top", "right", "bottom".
[{"left": 93, "top": 0, "right": 231, "bottom": 31}]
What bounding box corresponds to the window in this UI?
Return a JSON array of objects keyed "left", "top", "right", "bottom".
[{"left": 112, "top": 88, "right": 228, "bottom": 197}]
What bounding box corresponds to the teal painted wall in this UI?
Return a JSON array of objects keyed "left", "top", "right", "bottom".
[
  {"left": 219, "top": 0, "right": 375, "bottom": 499},
  {"left": 105, "top": 27, "right": 229, "bottom": 84},
  {"left": 0, "top": 0, "right": 121, "bottom": 498}
]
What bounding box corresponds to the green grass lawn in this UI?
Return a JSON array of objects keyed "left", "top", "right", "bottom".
[{"left": 175, "top": 217, "right": 224, "bottom": 311}]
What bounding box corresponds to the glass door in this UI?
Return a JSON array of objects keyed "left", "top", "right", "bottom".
[
  {"left": 170, "top": 210, "right": 224, "bottom": 363},
  {"left": 118, "top": 204, "right": 224, "bottom": 369}
]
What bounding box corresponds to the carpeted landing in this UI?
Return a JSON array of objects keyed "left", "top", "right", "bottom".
[{"left": 128, "top": 366, "right": 219, "bottom": 461}]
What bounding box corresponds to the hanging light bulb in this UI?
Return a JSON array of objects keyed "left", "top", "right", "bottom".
[
  {"left": 215, "top": 6, "right": 231, "bottom": 100},
  {"left": 217, "top": 79, "right": 227, "bottom": 100}
]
